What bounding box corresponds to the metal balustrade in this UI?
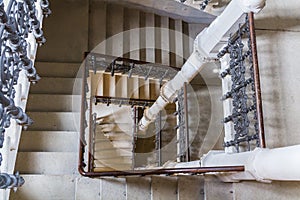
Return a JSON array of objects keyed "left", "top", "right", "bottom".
[
  {"left": 87, "top": 53, "right": 179, "bottom": 82},
  {"left": 0, "top": 172, "right": 24, "bottom": 189},
  {"left": 175, "top": 83, "right": 190, "bottom": 162},
  {"left": 0, "top": 0, "right": 50, "bottom": 189},
  {"left": 218, "top": 13, "right": 265, "bottom": 152}
]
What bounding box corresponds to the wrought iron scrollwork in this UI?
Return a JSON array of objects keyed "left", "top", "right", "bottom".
[
  {"left": 0, "top": 0, "right": 50, "bottom": 168},
  {"left": 219, "top": 15, "right": 260, "bottom": 152},
  {"left": 0, "top": 172, "right": 24, "bottom": 189},
  {"left": 200, "top": 0, "right": 211, "bottom": 10}
]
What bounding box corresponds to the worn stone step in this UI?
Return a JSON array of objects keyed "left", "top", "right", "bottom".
[
  {"left": 19, "top": 131, "right": 79, "bottom": 152},
  {"left": 15, "top": 152, "right": 77, "bottom": 175},
  {"left": 94, "top": 140, "right": 132, "bottom": 150},
  {"left": 27, "top": 94, "right": 80, "bottom": 112},
  {"left": 94, "top": 148, "right": 132, "bottom": 159},
  {"left": 35, "top": 62, "right": 81, "bottom": 78},
  {"left": 97, "top": 124, "right": 132, "bottom": 133},
  {"left": 30, "top": 77, "right": 77, "bottom": 94},
  {"left": 93, "top": 162, "right": 132, "bottom": 171},
  {"left": 94, "top": 156, "right": 132, "bottom": 166},
  {"left": 95, "top": 132, "right": 132, "bottom": 141},
  {"left": 10, "top": 175, "right": 76, "bottom": 200},
  {"left": 27, "top": 112, "right": 78, "bottom": 131}
]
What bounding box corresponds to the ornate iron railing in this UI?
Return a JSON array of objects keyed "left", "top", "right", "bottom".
[
  {"left": 0, "top": 172, "right": 24, "bottom": 189},
  {"left": 0, "top": 0, "right": 50, "bottom": 189},
  {"left": 175, "top": 83, "right": 190, "bottom": 162},
  {"left": 218, "top": 13, "right": 265, "bottom": 152}
]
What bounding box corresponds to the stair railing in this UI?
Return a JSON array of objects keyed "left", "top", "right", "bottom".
[
  {"left": 78, "top": 53, "right": 244, "bottom": 177},
  {"left": 0, "top": 0, "right": 50, "bottom": 190},
  {"left": 175, "top": 82, "right": 190, "bottom": 162},
  {"left": 219, "top": 13, "right": 265, "bottom": 153}
]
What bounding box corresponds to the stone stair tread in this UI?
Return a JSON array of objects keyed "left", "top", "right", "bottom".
[
  {"left": 19, "top": 131, "right": 79, "bottom": 152},
  {"left": 93, "top": 165, "right": 131, "bottom": 172},
  {"left": 15, "top": 152, "right": 77, "bottom": 175},
  {"left": 27, "top": 112, "right": 78, "bottom": 131},
  {"left": 27, "top": 94, "right": 80, "bottom": 112},
  {"left": 94, "top": 141, "right": 132, "bottom": 150},
  {"left": 94, "top": 148, "right": 132, "bottom": 153},
  {"left": 94, "top": 160, "right": 132, "bottom": 170},
  {"left": 94, "top": 149, "right": 132, "bottom": 159},
  {"left": 94, "top": 158, "right": 132, "bottom": 166},
  {"left": 9, "top": 175, "right": 77, "bottom": 200},
  {"left": 30, "top": 77, "right": 78, "bottom": 94},
  {"left": 35, "top": 62, "right": 81, "bottom": 78},
  {"left": 95, "top": 133, "right": 132, "bottom": 141},
  {"left": 94, "top": 158, "right": 132, "bottom": 167}
]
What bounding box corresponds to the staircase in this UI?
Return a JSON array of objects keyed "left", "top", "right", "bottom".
[
  {"left": 90, "top": 68, "right": 178, "bottom": 170},
  {"left": 9, "top": 0, "right": 213, "bottom": 199}
]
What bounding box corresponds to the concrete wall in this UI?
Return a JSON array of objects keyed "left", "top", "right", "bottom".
[{"left": 256, "top": 1, "right": 300, "bottom": 148}]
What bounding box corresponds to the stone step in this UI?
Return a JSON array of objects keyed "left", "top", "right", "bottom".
[
  {"left": 19, "top": 131, "right": 79, "bottom": 152},
  {"left": 94, "top": 157, "right": 132, "bottom": 165},
  {"left": 10, "top": 175, "right": 77, "bottom": 200},
  {"left": 93, "top": 162, "right": 132, "bottom": 171},
  {"left": 15, "top": 152, "right": 77, "bottom": 175},
  {"left": 97, "top": 124, "right": 132, "bottom": 133},
  {"left": 35, "top": 62, "right": 81, "bottom": 78},
  {"left": 94, "top": 157, "right": 132, "bottom": 171},
  {"left": 30, "top": 77, "right": 77, "bottom": 94},
  {"left": 94, "top": 149, "right": 132, "bottom": 159},
  {"left": 27, "top": 112, "right": 78, "bottom": 131},
  {"left": 27, "top": 94, "right": 80, "bottom": 112},
  {"left": 95, "top": 132, "right": 132, "bottom": 141},
  {"left": 94, "top": 140, "right": 132, "bottom": 150}
]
